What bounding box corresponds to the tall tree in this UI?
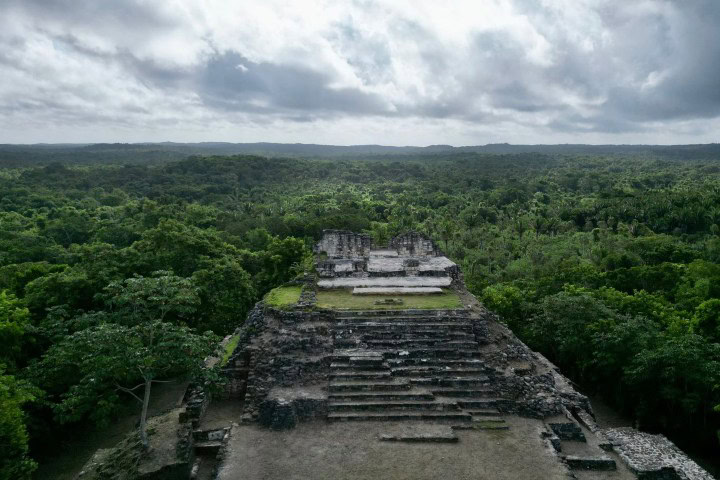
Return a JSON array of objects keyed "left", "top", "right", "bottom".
[
  {"left": 0, "top": 368, "right": 38, "bottom": 480},
  {"left": 36, "top": 272, "right": 218, "bottom": 448}
]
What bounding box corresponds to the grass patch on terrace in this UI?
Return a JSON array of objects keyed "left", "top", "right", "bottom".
[
  {"left": 316, "top": 288, "right": 463, "bottom": 310},
  {"left": 264, "top": 285, "right": 302, "bottom": 309},
  {"left": 220, "top": 333, "right": 240, "bottom": 367}
]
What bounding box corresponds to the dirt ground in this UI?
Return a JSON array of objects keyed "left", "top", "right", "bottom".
[{"left": 217, "top": 416, "right": 572, "bottom": 480}]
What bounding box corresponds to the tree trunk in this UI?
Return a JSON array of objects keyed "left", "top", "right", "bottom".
[{"left": 140, "top": 379, "right": 152, "bottom": 450}]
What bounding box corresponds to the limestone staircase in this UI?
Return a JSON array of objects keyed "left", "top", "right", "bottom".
[{"left": 327, "top": 309, "right": 507, "bottom": 429}]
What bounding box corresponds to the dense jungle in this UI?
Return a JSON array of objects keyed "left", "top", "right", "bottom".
[{"left": 1, "top": 149, "right": 720, "bottom": 478}]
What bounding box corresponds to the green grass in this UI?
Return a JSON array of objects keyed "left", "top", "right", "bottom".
[
  {"left": 316, "top": 288, "right": 463, "bottom": 310},
  {"left": 220, "top": 333, "right": 240, "bottom": 367},
  {"left": 264, "top": 285, "right": 302, "bottom": 309}
]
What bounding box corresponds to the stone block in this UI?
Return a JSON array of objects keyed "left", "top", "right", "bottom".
[
  {"left": 549, "top": 422, "right": 586, "bottom": 442},
  {"left": 603, "top": 427, "right": 714, "bottom": 480},
  {"left": 564, "top": 455, "right": 616, "bottom": 471},
  {"left": 353, "top": 287, "right": 443, "bottom": 295},
  {"left": 259, "top": 397, "right": 297, "bottom": 430},
  {"left": 379, "top": 425, "right": 458, "bottom": 443}
]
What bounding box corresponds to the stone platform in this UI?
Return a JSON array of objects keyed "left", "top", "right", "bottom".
[
  {"left": 217, "top": 418, "right": 573, "bottom": 480},
  {"left": 318, "top": 277, "right": 452, "bottom": 289},
  {"left": 352, "top": 287, "right": 443, "bottom": 295}
]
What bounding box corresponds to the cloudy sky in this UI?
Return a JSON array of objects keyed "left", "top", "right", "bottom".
[{"left": 1, "top": 0, "right": 719, "bottom": 145}]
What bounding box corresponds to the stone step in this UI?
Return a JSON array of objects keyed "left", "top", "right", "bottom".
[
  {"left": 343, "top": 331, "right": 475, "bottom": 340},
  {"left": 328, "top": 400, "right": 460, "bottom": 412},
  {"left": 456, "top": 398, "right": 502, "bottom": 409},
  {"left": 194, "top": 441, "right": 223, "bottom": 456},
  {"left": 319, "top": 277, "right": 452, "bottom": 289},
  {"left": 192, "top": 428, "right": 229, "bottom": 444},
  {"left": 335, "top": 319, "right": 473, "bottom": 327},
  {"left": 563, "top": 456, "right": 617, "bottom": 471},
  {"left": 383, "top": 348, "right": 482, "bottom": 359},
  {"left": 348, "top": 359, "right": 386, "bottom": 368},
  {"left": 431, "top": 389, "right": 495, "bottom": 398},
  {"left": 387, "top": 358, "right": 485, "bottom": 367},
  {"left": 364, "top": 339, "right": 479, "bottom": 349},
  {"left": 333, "top": 350, "right": 385, "bottom": 357},
  {"left": 329, "top": 380, "right": 412, "bottom": 393},
  {"left": 335, "top": 319, "right": 472, "bottom": 326},
  {"left": 452, "top": 422, "right": 510, "bottom": 431},
  {"left": 409, "top": 376, "right": 489, "bottom": 388},
  {"left": 334, "top": 309, "right": 469, "bottom": 318},
  {"left": 329, "top": 391, "right": 435, "bottom": 402},
  {"left": 329, "top": 362, "right": 388, "bottom": 371},
  {"left": 334, "top": 339, "right": 365, "bottom": 348},
  {"left": 330, "top": 370, "right": 393, "bottom": 381},
  {"left": 391, "top": 367, "right": 487, "bottom": 377},
  {"left": 334, "top": 325, "right": 473, "bottom": 335},
  {"left": 335, "top": 314, "right": 473, "bottom": 321},
  {"left": 472, "top": 416, "right": 506, "bottom": 424},
  {"left": 328, "top": 411, "right": 473, "bottom": 422},
  {"left": 330, "top": 355, "right": 385, "bottom": 366},
  {"left": 468, "top": 409, "right": 503, "bottom": 417},
  {"left": 379, "top": 426, "right": 458, "bottom": 443}
]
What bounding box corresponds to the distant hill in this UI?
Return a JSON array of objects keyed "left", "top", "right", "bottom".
[{"left": 1, "top": 141, "right": 719, "bottom": 167}]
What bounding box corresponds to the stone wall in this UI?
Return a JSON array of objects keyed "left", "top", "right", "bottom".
[
  {"left": 230, "top": 304, "right": 334, "bottom": 422},
  {"left": 389, "top": 231, "right": 442, "bottom": 256},
  {"left": 314, "top": 229, "right": 372, "bottom": 258},
  {"left": 466, "top": 304, "right": 593, "bottom": 419},
  {"left": 218, "top": 349, "right": 250, "bottom": 400},
  {"left": 602, "top": 428, "right": 714, "bottom": 480}
]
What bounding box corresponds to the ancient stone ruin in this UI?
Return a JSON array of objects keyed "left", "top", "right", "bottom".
[{"left": 80, "top": 230, "right": 716, "bottom": 479}]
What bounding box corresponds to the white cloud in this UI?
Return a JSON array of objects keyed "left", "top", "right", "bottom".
[{"left": 0, "top": 0, "right": 718, "bottom": 144}]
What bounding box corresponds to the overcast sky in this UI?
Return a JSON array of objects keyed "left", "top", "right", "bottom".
[{"left": 1, "top": 0, "right": 719, "bottom": 145}]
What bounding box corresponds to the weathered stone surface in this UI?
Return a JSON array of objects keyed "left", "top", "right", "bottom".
[
  {"left": 314, "top": 230, "right": 372, "bottom": 258},
  {"left": 259, "top": 397, "right": 297, "bottom": 430},
  {"left": 318, "top": 277, "right": 452, "bottom": 288},
  {"left": 137, "top": 409, "right": 194, "bottom": 480},
  {"left": 352, "top": 287, "right": 442, "bottom": 295},
  {"left": 379, "top": 424, "right": 458, "bottom": 443},
  {"left": 390, "top": 231, "right": 442, "bottom": 256},
  {"left": 603, "top": 428, "right": 714, "bottom": 480},
  {"left": 314, "top": 230, "right": 459, "bottom": 283},
  {"left": 224, "top": 304, "right": 334, "bottom": 421},
  {"left": 549, "top": 421, "right": 586, "bottom": 442},
  {"left": 77, "top": 408, "right": 193, "bottom": 480},
  {"left": 564, "top": 455, "right": 617, "bottom": 471}
]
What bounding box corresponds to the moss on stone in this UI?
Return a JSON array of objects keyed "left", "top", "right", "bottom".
[
  {"left": 220, "top": 334, "right": 241, "bottom": 367},
  {"left": 265, "top": 286, "right": 302, "bottom": 309}
]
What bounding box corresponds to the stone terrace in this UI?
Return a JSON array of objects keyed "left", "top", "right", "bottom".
[{"left": 329, "top": 309, "right": 507, "bottom": 427}]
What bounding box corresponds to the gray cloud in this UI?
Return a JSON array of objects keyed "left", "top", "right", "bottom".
[
  {"left": 198, "top": 52, "right": 392, "bottom": 115},
  {"left": 0, "top": 0, "right": 719, "bottom": 143}
]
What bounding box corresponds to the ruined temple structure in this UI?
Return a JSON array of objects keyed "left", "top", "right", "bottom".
[
  {"left": 314, "top": 230, "right": 460, "bottom": 290},
  {"left": 179, "top": 231, "right": 714, "bottom": 479}
]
